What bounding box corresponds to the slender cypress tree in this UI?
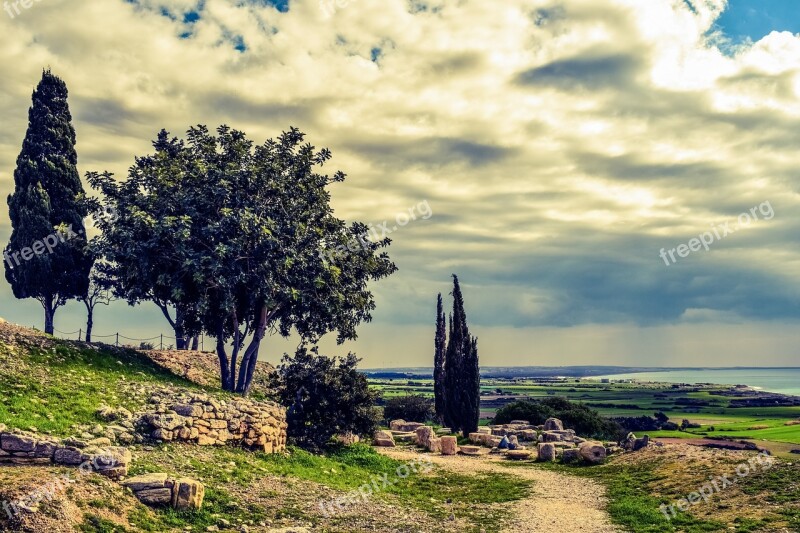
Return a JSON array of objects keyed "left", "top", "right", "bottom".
[
  {"left": 4, "top": 70, "right": 92, "bottom": 334},
  {"left": 433, "top": 293, "right": 447, "bottom": 424},
  {"left": 443, "top": 275, "right": 479, "bottom": 435}
]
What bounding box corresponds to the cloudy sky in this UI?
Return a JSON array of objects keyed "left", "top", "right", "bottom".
[{"left": 1, "top": 0, "right": 799, "bottom": 368}]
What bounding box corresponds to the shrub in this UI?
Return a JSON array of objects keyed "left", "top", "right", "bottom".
[
  {"left": 267, "top": 346, "right": 381, "bottom": 451},
  {"left": 383, "top": 394, "right": 434, "bottom": 424},
  {"left": 493, "top": 397, "right": 622, "bottom": 440}
]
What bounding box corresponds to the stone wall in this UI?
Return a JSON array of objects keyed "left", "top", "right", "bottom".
[
  {"left": 0, "top": 423, "right": 131, "bottom": 479},
  {"left": 137, "top": 392, "right": 287, "bottom": 453}
]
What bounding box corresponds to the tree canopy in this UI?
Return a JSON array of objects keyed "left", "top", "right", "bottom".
[{"left": 88, "top": 125, "right": 397, "bottom": 394}]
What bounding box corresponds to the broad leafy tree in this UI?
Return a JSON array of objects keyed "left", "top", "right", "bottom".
[
  {"left": 89, "top": 125, "right": 397, "bottom": 394},
  {"left": 4, "top": 70, "right": 92, "bottom": 334}
]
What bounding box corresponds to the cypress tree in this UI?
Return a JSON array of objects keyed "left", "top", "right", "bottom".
[
  {"left": 4, "top": 70, "right": 92, "bottom": 334},
  {"left": 433, "top": 293, "right": 447, "bottom": 424},
  {"left": 443, "top": 275, "right": 479, "bottom": 436}
]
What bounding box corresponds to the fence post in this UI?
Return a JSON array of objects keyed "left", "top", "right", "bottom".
[
  {"left": 78, "top": 329, "right": 82, "bottom": 342},
  {"left": 201, "top": 334, "right": 204, "bottom": 352},
  {"left": 116, "top": 333, "right": 119, "bottom": 347},
  {"left": 160, "top": 334, "right": 163, "bottom": 350}
]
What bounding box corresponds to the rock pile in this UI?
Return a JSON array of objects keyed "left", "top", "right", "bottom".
[
  {"left": 137, "top": 392, "right": 287, "bottom": 453},
  {"left": 0, "top": 423, "right": 131, "bottom": 479},
  {"left": 467, "top": 418, "right": 629, "bottom": 464},
  {"left": 121, "top": 473, "right": 205, "bottom": 510}
]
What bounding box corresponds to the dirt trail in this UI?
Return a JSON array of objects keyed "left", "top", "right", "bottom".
[{"left": 379, "top": 448, "right": 621, "bottom": 533}]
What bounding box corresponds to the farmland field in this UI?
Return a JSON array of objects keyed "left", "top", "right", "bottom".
[{"left": 370, "top": 377, "right": 800, "bottom": 456}]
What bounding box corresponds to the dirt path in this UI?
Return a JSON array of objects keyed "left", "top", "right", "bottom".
[{"left": 378, "top": 448, "right": 621, "bottom": 533}]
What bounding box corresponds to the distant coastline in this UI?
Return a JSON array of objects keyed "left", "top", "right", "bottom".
[{"left": 364, "top": 366, "right": 800, "bottom": 397}]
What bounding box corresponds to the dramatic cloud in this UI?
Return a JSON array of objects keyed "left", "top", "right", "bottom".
[{"left": 1, "top": 0, "right": 799, "bottom": 366}]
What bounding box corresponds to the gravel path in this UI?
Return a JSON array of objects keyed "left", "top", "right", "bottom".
[{"left": 378, "top": 448, "right": 621, "bottom": 533}]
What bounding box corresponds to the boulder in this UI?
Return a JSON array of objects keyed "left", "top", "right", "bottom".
[
  {"left": 145, "top": 413, "right": 186, "bottom": 431},
  {"left": 509, "top": 420, "right": 530, "bottom": 425},
  {"left": 172, "top": 478, "right": 205, "bottom": 510},
  {"left": 459, "top": 445, "right": 483, "bottom": 456},
  {"left": 373, "top": 430, "right": 395, "bottom": 447},
  {"left": 562, "top": 448, "right": 580, "bottom": 463},
  {"left": 579, "top": 442, "right": 607, "bottom": 464},
  {"left": 440, "top": 436, "right": 458, "bottom": 455},
  {"left": 537, "top": 443, "right": 556, "bottom": 462},
  {"left": 414, "top": 426, "right": 436, "bottom": 448},
  {"left": 633, "top": 435, "right": 650, "bottom": 451},
  {"left": 390, "top": 420, "right": 424, "bottom": 432},
  {"left": 1, "top": 434, "right": 36, "bottom": 453},
  {"left": 54, "top": 447, "right": 85, "bottom": 466},
  {"left": 122, "top": 473, "right": 170, "bottom": 492},
  {"left": 427, "top": 437, "right": 442, "bottom": 453},
  {"left": 543, "top": 418, "right": 564, "bottom": 431},
  {"left": 506, "top": 450, "right": 533, "bottom": 460},
  {"left": 542, "top": 432, "right": 564, "bottom": 442},
  {"left": 135, "top": 488, "right": 173, "bottom": 505}
]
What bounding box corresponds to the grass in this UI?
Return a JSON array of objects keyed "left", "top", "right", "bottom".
[
  {"left": 127, "top": 443, "right": 532, "bottom": 531},
  {"left": 0, "top": 337, "right": 204, "bottom": 436}
]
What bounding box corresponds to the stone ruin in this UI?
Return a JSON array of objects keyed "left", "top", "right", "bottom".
[
  {"left": 136, "top": 391, "right": 288, "bottom": 453},
  {"left": 375, "top": 417, "right": 647, "bottom": 465},
  {"left": 0, "top": 423, "right": 131, "bottom": 479},
  {"left": 121, "top": 473, "right": 204, "bottom": 511}
]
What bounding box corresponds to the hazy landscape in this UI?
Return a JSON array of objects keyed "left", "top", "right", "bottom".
[{"left": 3, "top": 0, "right": 800, "bottom": 532}]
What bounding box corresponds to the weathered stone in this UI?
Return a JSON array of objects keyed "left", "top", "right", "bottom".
[
  {"left": 390, "top": 420, "right": 425, "bottom": 432},
  {"left": 33, "top": 442, "right": 58, "bottom": 459},
  {"left": 414, "top": 426, "right": 436, "bottom": 448},
  {"left": 506, "top": 450, "right": 533, "bottom": 460},
  {"left": 440, "top": 436, "right": 458, "bottom": 455},
  {"left": 579, "top": 442, "right": 607, "bottom": 464},
  {"left": 633, "top": 435, "right": 650, "bottom": 452},
  {"left": 172, "top": 478, "right": 205, "bottom": 510},
  {"left": 171, "top": 404, "right": 204, "bottom": 417},
  {"left": 122, "top": 473, "right": 169, "bottom": 492},
  {"left": 537, "top": 443, "right": 557, "bottom": 462},
  {"left": 197, "top": 435, "right": 215, "bottom": 446},
  {"left": 542, "top": 431, "right": 564, "bottom": 442},
  {"left": 145, "top": 413, "right": 186, "bottom": 431},
  {"left": 427, "top": 437, "right": 442, "bottom": 453},
  {"left": 459, "top": 445, "right": 483, "bottom": 456},
  {"left": 543, "top": 418, "right": 564, "bottom": 431},
  {"left": 135, "top": 488, "right": 173, "bottom": 505},
  {"left": 54, "top": 447, "right": 85, "bottom": 465},
  {"left": 562, "top": 448, "right": 581, "bottom": 463},
  {"left": 1, "top": 433, "right": 36, "bottom": 453},
  {"left": 152, "top": 429, "right": 173, "bottom": 441}
]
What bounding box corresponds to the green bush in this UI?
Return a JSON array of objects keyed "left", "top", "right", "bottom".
[
  {"left": 383, "top": 393, "right": 434, "bottom": 424},
  {"left": 492, "top": 397, "right": 622, "bottom": 440},
  {"left": 267, "top": 346, "right": 381, "bottom": 451}
]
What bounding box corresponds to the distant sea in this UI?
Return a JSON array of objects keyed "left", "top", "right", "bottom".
[{"left": 595, "top": 368, "right": 800, "bottom": 397}]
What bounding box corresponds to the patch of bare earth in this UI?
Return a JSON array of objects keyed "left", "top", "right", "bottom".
[
  {"left": 0, "top": 465, "right": 159, "bottom": 532},
  {"left": 378, "top": 447, "right": 620, "bottom": 533},
  {"left": 142, "top": 349, "right": 274, "bottom": 389}
]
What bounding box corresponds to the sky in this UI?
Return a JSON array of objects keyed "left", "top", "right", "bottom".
[{"left": 1, "top": 0, "right": 800, "bottom": 368}]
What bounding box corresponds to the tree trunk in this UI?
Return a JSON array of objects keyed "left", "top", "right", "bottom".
[
  {"left": 236, "top": 305, "right": 270, "bottom": 395},
  {"left": 215, "top": 325, "right": 232, "bottom": 391},
  {"left": 86, "top": 308, "right": 93, "bottom": 343},
  {"left": 175, "top": 307, "right": 187, "bottom": 350},
  {"left": 190, "top": 335, "right": 199, "bottom": 351},
  {"left": 42, "top": 297, "right": 55, "bottom": 335}
]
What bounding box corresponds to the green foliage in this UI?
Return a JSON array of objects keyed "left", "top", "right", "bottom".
[
  {"left": 267, "top": 347, "right": 381, "bottom": 451},
  {"left": 88, "top": 126, "right": 396, "bottom": 393},
  {"left": 383, "top": 393, "right": 434, "bottom": 423},
  {"left": 493, "top": 397, "right": 623, "bottom": 440},
  {"left": 443, "top": 275, "right": 479, "bottom": 436},
  {"left": 4, "top": 70, "right": 93, "bottom": 333},
  {"left": 433, "top": 293, "right": 446, "bottom": 424}
]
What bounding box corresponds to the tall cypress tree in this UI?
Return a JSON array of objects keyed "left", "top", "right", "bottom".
[
  {"left": 443, "top": 275, "right": 479, "bottom": 436},
  {"left": 433, "top": 293, "right": 447, "bottom": 424},
  {"left": 4, "top": 70, "right": 92, "bottom": 334}
]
